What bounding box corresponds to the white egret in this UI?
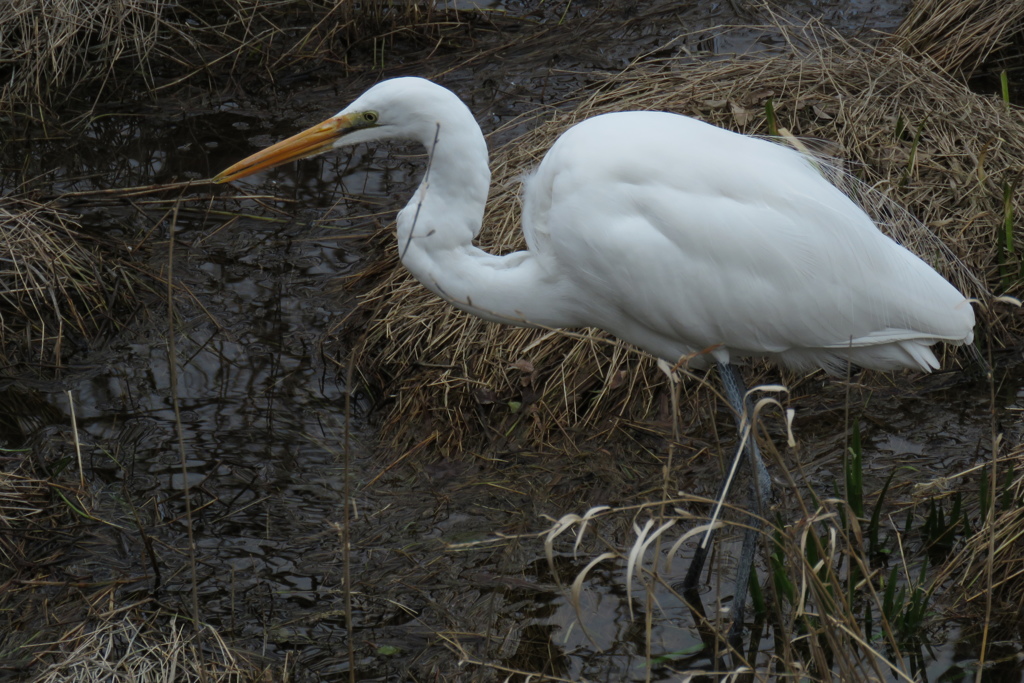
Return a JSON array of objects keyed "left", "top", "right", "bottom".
[{"left": 214, "top": 76, "right": 976, "bottom": 641}]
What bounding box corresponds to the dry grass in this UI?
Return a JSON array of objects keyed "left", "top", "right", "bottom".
[
  {"left": 0, "top": 451, "right": 67, "bottom": 570},
  {"left": 944, "top": 445, "right": 1024, "bottom": 622},
  {"left": 0, "top": 0, "right": 465, "bottom": 115},
  {"left": 0, "top": 437, "right": 269, "bottom": 681},
  {"left": 0, "top": 0, "right": 163, "bottom": 113},
  {"left": 536, "top": 487, "right": 942, "bottom": 679},
  {"left": 31, "top": 616, "right": 261, "bottom": 683},
  {"left": 348, "top": 26, "right": 1020, "bottom": 454},
  {"left": 891, "top": 0, "right": 1024, "bottom": 78},
  {"left": 0, "top": 443, "right": 86, "bottom": 676},
  {"left": 1, "top": 4, "right": 1021, "bottom": 679},
  {"left": 0, "top": 196, "right": 139, "bottom": 367}
]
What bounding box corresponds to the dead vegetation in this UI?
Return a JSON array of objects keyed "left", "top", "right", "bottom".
[
  {"left": 0, "top": 0, "right": 478, "bottom": 363},
  {"left": 30, "top": 616, "right": 259, "bottom": 683},
  {"left": 0, "top": 196, "right": 140, "bottom": 367},
  {"left": 0, "top": 0, "right": 1022, "bottom": 680},
  {"left": 0, "top": 0, "right": 164, "bottom": 114},
  {"left": 542, "top": 508, "right": 861, "bottom": 678},
  {"left": 891, "top": 0, "right": 1024, "bottom": 78},
  {"left": 349, "top": 25, "right": 1022, "bottom": 455},
  {"left": 0, "top": 452, "right": 67, "bottom": 571},
  {"left": 944, "top": 445, "right": 1024, "bottom": 623},
  {"left": 0, "top": 432, "right": 269, "bottom": 681},
  {"left": 0, "top": 0, "right": 467, "bottom": 116}
]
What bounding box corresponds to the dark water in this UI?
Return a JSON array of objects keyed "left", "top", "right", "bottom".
[{"left": 4, "top": 0, "right": 1024, "bottom": 680}]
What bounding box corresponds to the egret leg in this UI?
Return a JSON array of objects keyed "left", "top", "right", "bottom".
[{"left": 682, "top": 362, "right": 772, "bottom": 644}]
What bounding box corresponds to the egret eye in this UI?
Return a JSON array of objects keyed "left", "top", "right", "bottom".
[{"left": 363, "top": 111, "right": 379, "bottom": 124}]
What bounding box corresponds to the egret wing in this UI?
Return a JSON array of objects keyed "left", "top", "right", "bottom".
[{"left": 521, "top": 111, "right": 973, "bottom": 369}]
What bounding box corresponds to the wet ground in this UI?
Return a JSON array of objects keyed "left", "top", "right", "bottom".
[{"left": 4, "top": 0, "right": 1024, "bottom": 681}]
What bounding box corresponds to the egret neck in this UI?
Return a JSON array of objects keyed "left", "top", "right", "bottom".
[{"left": 394, "top": 114, "right": 581, "bottom": 329}]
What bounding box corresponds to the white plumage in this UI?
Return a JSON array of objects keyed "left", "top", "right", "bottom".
[{"left": 519, "top": 110, "right": 974, "bottom": 372}]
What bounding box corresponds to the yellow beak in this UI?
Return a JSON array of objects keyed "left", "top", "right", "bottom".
[{"left": 213, "top": 113, "right": 361, "bottom": 183}]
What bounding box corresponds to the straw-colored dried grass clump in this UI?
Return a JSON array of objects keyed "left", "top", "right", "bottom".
[
  {"left": 0, "top": 0, "right": 162, "bottom": 112},
  {"left": 0, "top": 196, "right": 137, "bottom": 365},
  {"left": 352, "top": 30, "right": 1019, "bottom": 454},
  {"left": 33, "top": 616, "right": 260, "bottom": 683},
  {"left": 945, "top": 448, "right": 1024, "bottom": 621},
  {"left": 891, "top": 0, "right": 1024, "bottom": 77}
]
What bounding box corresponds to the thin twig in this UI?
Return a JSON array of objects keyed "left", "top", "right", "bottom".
[
  {"left": 66, "top": 390, "right": 84, "bottom": 489},
  {"left": 166, "top": 200, "right": 204, "bottom": 655}
]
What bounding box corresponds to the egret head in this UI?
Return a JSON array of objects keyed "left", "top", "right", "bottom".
[{"left": 213, "top": 77, "right": 468, "bottom": 184}]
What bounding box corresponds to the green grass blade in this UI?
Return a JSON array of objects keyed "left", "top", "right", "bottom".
[
  {"left": 869, "top": 468, "right": 898, "bottom": 558},
  {"left": 765, "top": 98, "right": 778, "bottom": 137}
]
